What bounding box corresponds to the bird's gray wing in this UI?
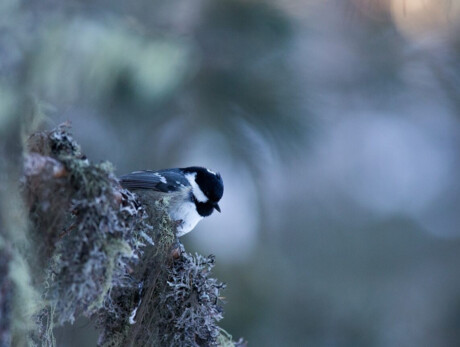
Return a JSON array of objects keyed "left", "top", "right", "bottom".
[{"left": 119, "top": 169, "right": 190, "bottom": 193}]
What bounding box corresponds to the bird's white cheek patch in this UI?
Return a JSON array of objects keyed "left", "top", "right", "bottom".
[
  {"left": 170, "top": 201, "right": 203, "bottom": 237},
  {"left": 185, "top": 173, "right": 208, "bottom": 203}
]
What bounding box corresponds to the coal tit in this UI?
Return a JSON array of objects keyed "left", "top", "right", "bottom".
[{"left": 119, "top": 167, "right": 223, "bottom": 236}]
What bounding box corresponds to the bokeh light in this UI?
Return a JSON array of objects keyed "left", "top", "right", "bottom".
[{"left": 391, "top": 0, "right": 460, "bottom": 41}]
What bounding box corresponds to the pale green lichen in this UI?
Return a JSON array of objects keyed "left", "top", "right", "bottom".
[
  {"left": 9, "top": 253, "right": 41, "bottom": 334},
  {"left": 217, "top": 328, "right": 240, "bottom": 347},
  {"left": 0, "top": 114, "right": 42, "bottom": 347}
]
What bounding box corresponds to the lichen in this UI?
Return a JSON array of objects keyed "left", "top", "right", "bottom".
[
  {"left": 217, "top": 328, "right": 247, "bottom": 347},
  {"left": 95, "top": 199, "right": 177, "bottom": 347},
  {"left": 159, "top": 252, "right": 226, "bottom": 346},
  {"left": 24, "top": 125, "right": 150, "bottom": 335},
  {"left": 21, "top": 124, "right": 243, "bottom": 346}
]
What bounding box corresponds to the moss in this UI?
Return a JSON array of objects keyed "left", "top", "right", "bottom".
[
  {"left": 152, "top": 199, "right": 177, "bottom": 257},
  {"left": 95, "top": 197, "right": 178, "bottom": 347},
  {"left": 22, "top": 124, "right": 243, "bottom": 346},
  {"left": 86, "top": 239, "right": 133, "bottom": 314},
  {"left": 24, "top": 125, "right": 151, "bottom": 335}
]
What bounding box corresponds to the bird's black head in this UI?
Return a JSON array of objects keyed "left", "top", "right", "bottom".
[{"left": 181, "top": 166, "right": 224, "bottom": 217}]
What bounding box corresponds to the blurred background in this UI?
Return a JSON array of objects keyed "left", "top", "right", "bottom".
[{"left": 2, "top": 0, "right": 460, "bottom": 345}]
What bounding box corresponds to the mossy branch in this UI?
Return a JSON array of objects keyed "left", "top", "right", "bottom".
[{"left": 9, "top": 124, "right": 246, "bottom": 346}]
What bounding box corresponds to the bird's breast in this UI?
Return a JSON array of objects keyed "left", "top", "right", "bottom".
[{"left": 169, "top": 201, "right": 203, "bottom": 237}]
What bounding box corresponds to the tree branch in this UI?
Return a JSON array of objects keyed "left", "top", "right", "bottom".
[{"left": 16, "top": 124, "right": 245, "bottom": 346}]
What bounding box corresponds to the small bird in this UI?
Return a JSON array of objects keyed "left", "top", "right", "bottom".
[{"left": 119, "top": 167, "right": 223, "bottom": 236}]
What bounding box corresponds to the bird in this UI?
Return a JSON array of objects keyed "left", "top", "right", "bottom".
[{"left": 119, "top": 166, "right": 223, "bottom": 236}]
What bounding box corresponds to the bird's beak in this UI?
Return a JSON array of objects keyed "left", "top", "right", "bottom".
[{"left": 214, "top": 203, "right": 221, "bottom": 213}]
